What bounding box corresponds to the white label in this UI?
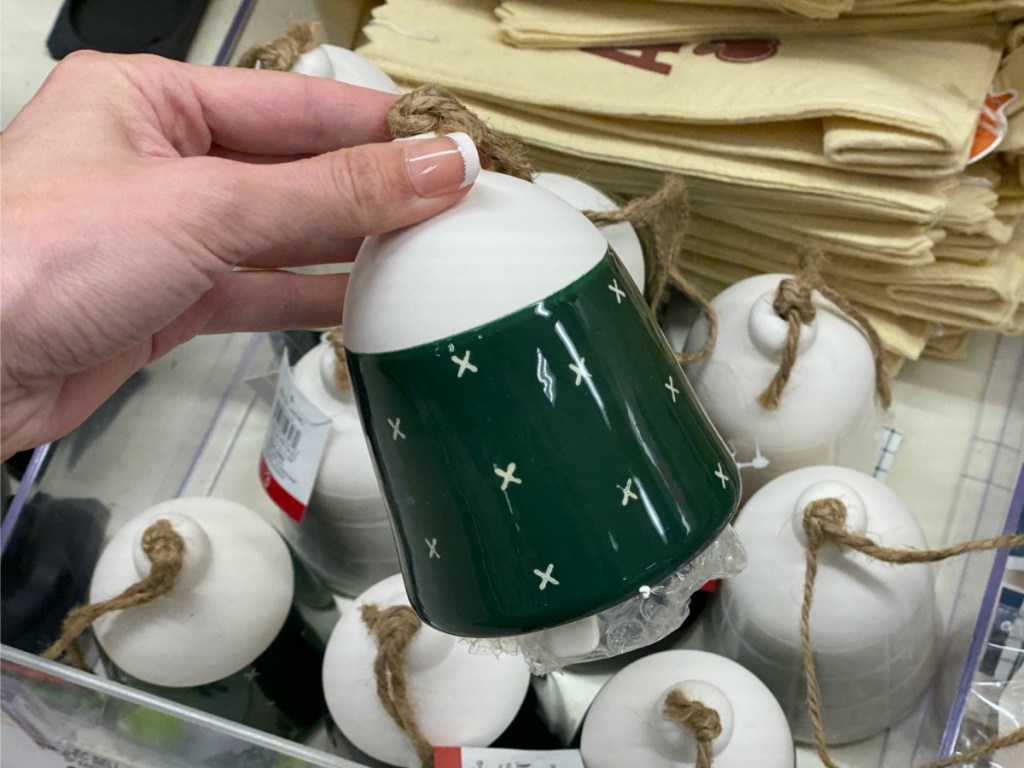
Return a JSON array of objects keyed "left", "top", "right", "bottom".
[
  {"left": 259, "top": 356, "right": 332, "bottom": 522},
  {"left": 434, "top": 747, "right": 585, "bottom": 768}
]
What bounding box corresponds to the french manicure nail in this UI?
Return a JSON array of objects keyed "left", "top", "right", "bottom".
[{"left": 403, "top": 131, "right": 480, "bottom": 198}]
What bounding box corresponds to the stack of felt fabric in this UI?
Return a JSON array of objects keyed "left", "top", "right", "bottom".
[
  {"left": 496, "top": 0, "right": 1024, "bottom": 46},
  {"left": 356, "top": 0, "right": 1024, "bottom": 370}
]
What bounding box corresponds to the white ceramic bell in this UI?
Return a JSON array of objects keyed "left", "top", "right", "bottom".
[
  {"left": 533, "top": 172, "right": 645, "bottom": 291},
  {"left": 683, "top": 273, "right": 883, "bottom": 497},
  {"left": 291, "top": 44, "right": 401, "bottom": 94},
  {"left": 90, "top": 497, "right": 294, "bottom": 687},
  {"left": 280, "top": 340, "right": 400, "bottom": 595},
  {"left": 709, "top": 466, "right": 941, "bottom": 744},
  {"left": 322, "top": 573, "right": 531, "bottom": 766},
  {"left": 341, "top": 165, "right": 739, "bottom": 653},
  {"left": 580, "top": 650, "right": 793, "bottom": 768}
]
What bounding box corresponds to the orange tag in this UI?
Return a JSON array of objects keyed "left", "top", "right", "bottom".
[{"left": 969, "top": 88, "right": 1017, "bottom": 164}]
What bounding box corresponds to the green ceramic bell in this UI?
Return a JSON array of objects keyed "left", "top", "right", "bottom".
[{"left": 342, "top": 144, "right": 740, "bottom": 641}]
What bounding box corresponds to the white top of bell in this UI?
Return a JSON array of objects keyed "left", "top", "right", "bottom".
[
  {"left": 533, "top": 172, "right": 645, "bottom": 291},
  {"left": 580, "top": 650, "right": 793, "bottom": 768},
  {"left": 90, "top": 497, "right": 294, "bottom": 687},
  {"left": 291, "top": 44, "right": 401, "bottom": 94},
  {"left": 343, "top": 170, "right": 608, "bottom": 354},
  {"left": 683, "top": 273, "right": 876, "bottom": 450},
  {"left": 322, "top": 573, "right": 531, "bottom": 766},
  {"left": 722, "top": 466, "right": 933, "bottom": 651}
]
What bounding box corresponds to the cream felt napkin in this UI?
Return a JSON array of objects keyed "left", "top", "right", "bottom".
[
  {"left": 360, "top": 0, "right": 1001, "bottom": 171},
  {"left": 644, "top": 0, "right": 1023, "bottom": 16},
  {"left": 1005, "top": 112, "right": 1024, "bottom": 154},
  {"left": 507, "top": 100, "right": 965, "bottom": 179},
  {"left": 691, "top": 203, "right": 940, "bottom": 263},
  {"left": 996, "top": 42, "right": 1024, "bottom": 105},
  {"left": 940, "top": 216, "right": 1016, "bottom": 249},
  {"left": 770, "top": 0, "right": 855, "bottom": 19},
  {"left": 1010, "top": 21, "right": 1024, "bottom": 48},
  {"left": 443, "top": 91, "right": 951, "bottom": 224},
  {"left": 679, "top": 214, "right": 1024, "bottom": 328},
  {"left": 496, "top": 0, "right": 1014, "bottom": 49},
  {"left": 923, "top": 330, "right": 972, "bottom": 359},
  {"left": 941, "top": 180, "right": 1001, "bottom": 234},
  {"left": 850, "top": 0, "right": 1023, "bottom": 16}
]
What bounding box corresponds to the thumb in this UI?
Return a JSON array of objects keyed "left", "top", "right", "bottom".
[{"left": 219, "top": 132, "right": 480, "bottom": 259}]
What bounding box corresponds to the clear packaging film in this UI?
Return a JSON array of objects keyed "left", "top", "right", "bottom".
[{"left": 470, "top": 526, "right": 747, "bottom": 675}]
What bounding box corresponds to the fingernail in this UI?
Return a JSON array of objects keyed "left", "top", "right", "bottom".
[{"left": 403, "top": 131, "right": 480, "bottom": 198}]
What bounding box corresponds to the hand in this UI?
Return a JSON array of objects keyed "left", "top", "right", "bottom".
[{"left": 0, "top": 52, "right": 478, "bottom": 459}]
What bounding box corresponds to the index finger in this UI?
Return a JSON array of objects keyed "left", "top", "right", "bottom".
[{"left": 159, "top": 59, "right": 399, "bottom": 156}]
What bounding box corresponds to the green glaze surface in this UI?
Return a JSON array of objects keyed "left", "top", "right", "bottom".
[{"left": 347, "top": 251, "right": 739, "bottom": 636}]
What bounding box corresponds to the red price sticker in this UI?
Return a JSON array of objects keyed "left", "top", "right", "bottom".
[{"left": 259, "top": 356, "right": 332, "bottom": 522}]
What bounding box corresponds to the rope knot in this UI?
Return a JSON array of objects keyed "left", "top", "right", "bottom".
[
  {"left": 44, "top": 518, "right": 186, "bottom": 666},
  {"left": 387, "top": 85, "right": 535, "bottom": 181},
  {"left": 237, "top": 21, "right": 322, "bottom": 70},
  {"left": 802, "top": 498, "right": 848, "bottom": 550},
  {"left": 758, "top": 248, "right": 891, "bottom": 411},
  {"left": 663, "top": 689, "right": 722, "bottom": 767},
  {"left": 140, "top": 518, "right": 187, "bottom": 575},
  {"left": 772, "top": 276, "right": 817, "bottom": 326}
]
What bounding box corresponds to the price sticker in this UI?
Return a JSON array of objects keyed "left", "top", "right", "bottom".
[
  {"left": 259, "top": 356, "right": 332, "bottom": 522},
  {"left": 434, "top": 747, "right": 585, "bottom": 768}
]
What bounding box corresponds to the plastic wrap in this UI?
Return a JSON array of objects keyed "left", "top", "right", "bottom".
[{"left": 469, "top": 526, "right": 747, "bottom": 674}]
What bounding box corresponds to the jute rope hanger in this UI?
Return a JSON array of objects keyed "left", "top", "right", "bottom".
[
  {"left": 663, "top": 689, "right": 723, "bottom": 768},
  {"left": 799, "top": 498, "right": 1024, "bottom": 768},
  {"left": 358, "top": 601, "right": 725, "bottom": 768},
  {"left": 360, "top": 603, "right": 435, "bottom": 768},
  {"left": 758, "top": 249, "right": 892, "bottom": 412},
  {"left": 43, "top": 519, "right": 186, "bottom": 666},
  {"left": 385, "top": 84, "right": 709, "bottom": 344},
  {"left": 236, "top": 21, "right": 323, "bottom": 71}
]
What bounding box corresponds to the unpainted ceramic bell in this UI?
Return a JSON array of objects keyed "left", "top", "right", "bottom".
[
  {"left": 280, "top": 340, "right": 400, "bottom": 596},
  {"left": 533, "top": 172, "right": 645, "bottom": 291},
  {"left": 90, "top": 497, "right": 325, "bottom": 739},
  {"left": 292, "top": 43, "right": 401, "bottom": 93},
  {"left": 342, "top": 163, "right": 740, "bottom": 642},
  {"left": 709, "top": 466, "right": 940, "bottom": 743},
  {"left": 580, "top": 650, "right": 794, "bottom": 768},
  {"left": 683, "top": 273, "right": 883, "bottom": 497},
  {"left": 322, "top": 573, "right": 530, "bottom": 766}
]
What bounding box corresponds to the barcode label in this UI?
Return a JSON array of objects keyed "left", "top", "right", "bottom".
[
  {"left": 270, "top": 402, "right": 302, "bottom": 452},
  {"left": 259, "top": 356, "right": 332, "bottom": 522}
]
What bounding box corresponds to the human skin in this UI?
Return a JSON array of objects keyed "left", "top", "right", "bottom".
[{"left": 0, "top": 52, "right": 476, "bottom": 459}]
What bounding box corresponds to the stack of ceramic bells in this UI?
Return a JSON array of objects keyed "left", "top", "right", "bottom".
[{"left": 87, "top": 470, "right": 936, "bottom": 768}]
